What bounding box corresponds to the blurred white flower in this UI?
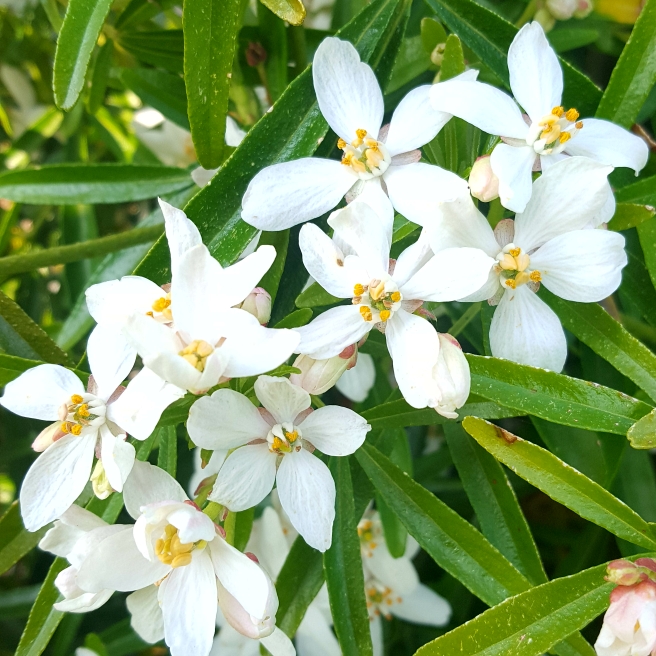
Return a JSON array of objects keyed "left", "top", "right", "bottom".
[
  {"left": 335, "top": 351, "right": 376, "bottom": 403},
  {"left": 546, "top": 0, "right": 578, "bottom": 20},
  {"left": 0, "top": 65, "right": 48, "bottom": 136}
]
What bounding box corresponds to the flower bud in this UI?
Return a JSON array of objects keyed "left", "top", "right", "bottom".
[
  {"left": 237, "top": 287, "right": 272, "bottom": 325},
  {"left": 431, "top": 334, "right": 470, "bottom": 419},
  {"left": 574, "top": 0, "right": 593, "bottom": 18},
  {"left": 289, "top": 345, "right": 358, "bottom": 396},
  {"left": 468, "top": 156, "right": 499, "bottom": 203},
  {"left": 90, "top": 460, "right": 114, "bottom": 500},
  {"left": 218, "top": 576, "right": 278, "bottom": 639},
  {"left": 606, "top": 560, "right": 649, "bottom": 586},
  {"left": 547, "top": 0, "right": 578, "bottom": 19},
  {"left": 534, "top": 7, "right": 557, "bottom": 30},
  {"left": 32, "top": 421, "right": 64, "bottom": 452}
]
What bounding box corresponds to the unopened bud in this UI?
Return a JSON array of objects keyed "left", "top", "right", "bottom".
[
  {"left": 431, "top": 334, "right": 470, "bottom": 419},
  {"left": 90, "top": 460, "right": 114, "bottom": 500},
  {"left": 606, "top": 559, "right": 656, "bottom": 586},
  {"left": 430, "top": 42, "right": 446, "bottom": 66},
  {"left": 246, "top": 42, "right": 267, "bottom": 67},
  {"left": 547, "top": 0, "right": 578, "bottom": 19},
  {"left": 32, "top": 422, "right": 64, "bottom": 452},
  {"left": 237, "top": 287, "right": 271, "bottom": 325},
  {"left": 289, "top": 347, "right": 358, "bottom": 396},
  {"left": 468, "top": 156, "right": 499, "bottom": 203},
  {"left": 535, "top": 7, "right": 557, "bottom": 30},
  {"left": 574, "top": 0, "right": 593, "bottom": 17},
  {"left": 218, "top": 576, "right": 278, "bottom": 639}
]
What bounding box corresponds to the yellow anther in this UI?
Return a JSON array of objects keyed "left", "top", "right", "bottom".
[
  {"left": 156, "top": 525, "right": 195, "bottom": 568},
  {"left": 353, "top": 283, "right": 365, "bottom": 296},
  {"left": 71, "top": 424, "right": 82, "bottom": 436},
  {"left": 70, "top": 394, "right": 84, "bottom": 405},
  {"left": 508, "top": 248, "right": 520, "bottom": 257},
  {"left": 179, "top": 340, "right": 214, "bottom": 372},
  {"left": 505, "top": 279, "right": 517, "bottom": 289},
  {"left": 390, "top": 291, "right": 401, "bottom": 303},
  {"left": 146, "top": 311, "right": 154, "bottom": 317},
  {"left": 172, "top": 553, "right": 192, "bottom": 568},
  {"left": 337, "top": 138, "right": 346, "bottom": 149},
  {"left": 530, "top": 270, "right": 542, "bottom": 282},
  {"left": 575, "top": 120, "right": 584, "bottom": 130},
  {"left": 285, "top": 430, "right": 299, "bottom": 443},
  {"left": 565, "top": 108, "right": 580, "bottom": 122},
  {"left": 364, "top": 138, "right": 379, "bottom": 150},
  {"left": 540, "top": 125, "right": 561, "bottom": 143},
  {"left": 559, "top": 132, "right": 572, "bottom": 144},
  {"left": 379, "top": 310, "right": 391, "bottom": 322},
  {"left": 341, "top": 152, "right": 353, "bottom": 166},
  {"left": 515, "top": 271, "right": 530, "bottom": 286},
  {"left": 356, "top": 128, "right": 367, "bottom": 140},
  {"left": 272, "top": 436, "right": 285, "bottom": 451},
  {"left": 551, "top": 106, "right": 565, "bottom": 117},
  {"left": 369, "top": 280, "right": 385, "bottom": 301},
  {"left": 152, "top": 297, "right": 171, "bottom": 313},
  {"left": 360, "top": 306, "right": 373, "bottom": 322},
  {"left": 77, "top": 404, "right": 90, "bottom": 418}
]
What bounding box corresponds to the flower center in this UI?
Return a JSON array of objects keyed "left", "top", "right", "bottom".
[
  {"left": 357, "top": 518, "right": 381, "bottom": 558},
  {"left": 267, "top": 422, "right": 302, "bottom": 455},
  {"left": 365, "top": 582, "right": 402, "bottom": 620},
  {"left": 338, "top": 129, "right": 391, "bottom": 180},
  {"left": 146, "top": 293, "right": 173, "bottom": 322},
  {"left": 155, "top": 524, "right": 206, "bottom": 569},
  {"left": 526, "top": 106, "right": 583, "bottom": 156},
  {"left": 179, "top": 339, "right": 214, "bottom": 372},
  {"left": 58, "top": 393, "right": 106, "bottom": 436},
  {"left": 352, "top": 279, "right": 402, "bottom": 324},
  {"left": 494, "top": 243, "right": 542, "bottom": 290}
]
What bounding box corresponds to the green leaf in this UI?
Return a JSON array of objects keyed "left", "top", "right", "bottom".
[
  {"left": 324, "top": 458, "right": 373, "bottom": 655},
  {"left": 0, "top": 291, "right": 72, "bottom": 365},
  {"left": 119, "top": 68, "right": 189, "bottom": 129},
  {"left": 53, "top": 0, "right": 113, "bottom": 109},
  {"left": 628, "top": 408, "right": 656, "bottom": 449},
  {"left": 117, "top": 30, "right": 184, "bottom": 73},
  {"left": 295, "top": 282, "right": 342, "bottom": 308},
  {"left": 443, "top": 423, "right": 547, "bottom": 584},
  {"left": 423, "top": 0, "right": 602, "bottom": 115},
  {"left": 259, "top": 0, "right": 306, "bottom": 25},
  {"left": 233, "top": 507, "right": 255, "bottom": 552},
  {"left": 258, "top": 231, "right": 290, "bottom": 303},
  {"left": 273, "top": 307, "right": 313, "bottom": 329},
  {"left": 414, "top": 562, "right": 612, "bottom": 656},
  {"left": 0, "top": 165, "right": 193, "bottom": 205},
  {"left": 609, "top": 203, "right": 656, "bottom": 231},
  {"left": 260, "top": 4, "right": 289, "bottom": 103},
  {"left": 134, "top": 0, "right": 411, "bottom": 282},
  {"left": 538, "top": 288, "right": 656, "bottom": 403},
  {"left": 88, "top": 39, "right": 114, "bottom": 115},
  {"left": 595, "top": 0, "right": 656, "bottom": 127},
  {"left": 637, "top": 217, "right": 656, "bottom": 293},
  {"left": 440, "top": 33, "right": 465, "bottom": 80},
  {"left": 420, "top": 16, "right": 447, "bottom": 54},
  {"left": 462, "top": 417, "right": 656, "bottom": 550},
  {"left": 0, "top": 354, "right": 44, "bottom": 386},
  {"left": 184, "top": 0, "right": 242, "bottom": 168},
  {"left": 467, "top": 354, "right": 652, "bottom": 435},
  {"left": 616, "top": 175, "right": 656, "bottom": 206},
  {"left": 548, "top": 28, "right": 599, "bottom": 53},
  {"left": 157, "top": 425, "right": 177, "bottom": 477},
  {"left": 0, "top": 502, "right": 48, "bottom": 577}
]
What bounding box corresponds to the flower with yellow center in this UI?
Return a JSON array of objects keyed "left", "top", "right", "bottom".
[{"left": 430, "top": 22, "right": 648, "bottom": 213}]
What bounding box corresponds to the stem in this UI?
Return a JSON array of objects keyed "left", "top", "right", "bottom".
[
  {"left": 289, "top": 25, "right": 307, "bottom": 76},
  {"left": 448, "top": 303, "right": 482, "bottom": 338},
  {"left": 486, "top": 198, "right": 505, "bottom": 229},
  {"left": 203, "top": 501, "right": 223, "bottom": 521},
  {"left": 516, "top": 0, "right": 537, "bottom": 27},
  {"left": 0, "top": 223, "right": 163, "bottom": 277},
  {"left": 224, "top": 511, "right": 237, "bottom": 546}
]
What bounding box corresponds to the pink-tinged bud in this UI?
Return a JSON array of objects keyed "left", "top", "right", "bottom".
[
  {"left": 574, "top": 0, "right": 593, "bottom": 18},
  {"left": 218, "top": 576, "right": 278, "bottom": 639},
  {"left": 547, "top": 0, "right": 578, "bottom": 19},
  {"left": 606, "top": 560, "right": 649, "bottom": 586},
  {"left": 237, "top": 287, "right": 272, "bottom": 325},
  {"left": 636, "top": 558, "right": 656, "bottom": 574},
  {"left": 32, "top": 422, "right": 65, "bottom": 452},
  {"left": 245, "top": 551, "right": 259, "bottom": 563},
  {"left": 431, "top": 334, "right": 470, "bottom": 419},
  {"left": 468, "top": 156, "right": 499, "bottom": 202},
  {"left": 289, "top": 349, "right": 357, "bottom": 396},
  {"left": 595, "top": 580, "right": 656, "bottom": 655}
]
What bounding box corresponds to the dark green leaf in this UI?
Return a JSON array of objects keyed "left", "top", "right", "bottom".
[
  {"left": 157, "top": 425, "right": 177, "bottom": 477},
  {"left": 258, "top": 231, "right": 290, "bottom": 303},
  {"left": 88, "top": 39, "right": 114, "bottom": 115},
  {"left": 616, "top": 175, "right": 656, "bottom": 206},
  {"left": 0, "top": 502, "right": 48, "bottom": 577},
  {"left": 295, "top": 282, "right": 342, "bottom": 308},
  {"left": 117, "top": 30, "right": 184, "bottom": 73},
  {"left": 440, "top": 33, "right": 465, "bottom": 80},
  {"left": 273, "top": 307, "right": 313, "bottom": 329},
  {"left": 609, "top": 203, "right": 656, "bottom": 231}
]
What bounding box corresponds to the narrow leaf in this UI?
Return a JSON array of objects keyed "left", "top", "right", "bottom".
[
  {"left": 157, "top": 425, "right": 177, "bottom": 477},
  {"left": 260, "top": 0, "right": 306, "bottom": 25},
  {"left": 609, "top": 203, "right": 656, "bottom": 231},
  {"left": 0, "top": 502, "right": 48, "bottom": 577}
]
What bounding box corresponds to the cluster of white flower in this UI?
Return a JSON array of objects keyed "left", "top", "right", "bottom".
[{"left": 0, "top": 21, "right": 647, "bottom": 656}]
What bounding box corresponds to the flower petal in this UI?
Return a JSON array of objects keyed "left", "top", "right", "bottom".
[
  {"left": 159, "top": 550, "right": 217, "bottom": 656},
  {"left": 392, "top": 583, "right": 452, "bottom": 626},
  {"left": 565, "top": 118, "right": 649, "bottom": 174},
  {"left": 385, "top": 85, "right": 452, "bottom": 156},
  {"left": 210, "top": 443, "right": 277, "bottom": 511},
  {"left": 490, "top": 286, "right": 567, "bottom": 372},
  {"left": 20, "top": 432, "right": 96, "bottom": 531},
  {"left": 390, "top": 229, "right": 433, "bottom": 287},
  {"left": 297, "top": 603, "right": 341, "bottom": 656},
  {"left": 490, "top": 143, "right": 537, "bottom": 213},
  {"left": 87, "top": 324, "right": 135, "bottom": 401},
  {"left": 313, "top": 37, "right": 384, "bottom": 142},
  {"left": 188, "top": 388, "right": 270, "bottom": 450},
  {"left": 1, "top": 364, "right": 83, "bottom": 421},
  {"left": 296, "top": 304, "right": 371, "bottom": 360},
  {"left": 260, "top": 628, "right": 296, "bottom": 656},
  {"left": 530, "top": 229, "right": 627, "bottom": 302},
  {"left": 100, "top": 426, "right": 135, "bottom": 493},
  {"left": 370, "top": 614, "right": 384, "bottom": 656},
  {"left": 242, "top": 159, "right": 356, "bottom": 230},
  {"left": 335, "top": 352, "right": 376, "bottom": 403},
  {"left": 38, "top": 505, "right": 107, "bottom": 557},
  {"left": 85, "top": 276, "right": 164, "bottom": 326},
  {"left": 123, "top": 460, "right": 187, "bottom": 520},
  {"left": 508, "top": 22, "right": 562, "bottom": 121},
  {"left": 363, "top": 548, "right": 418, "bottom": 595},
  {"left": 299, "top": 224, "right": 360, "bottom": 298},
  {"left": 430, "top": 80, "right": 528, "bottom": 140},
  {"left": 159, "top": 199, "right": 202, "bottom": 277},
  {"left": 384, "top": 162, "right": 469, "bottom": 226},
  {"left": 127, "top": 585, "right": 164, "bottom": 644},
  {"left": 513, "top": 156, "right": 613, "bottom": 251},
  {"left": 254, "top": 375, "right": 311, "bottom": 424},
  {"left": 399, "top": 247, "right": 495, "bottom": 302},
  {"left": 107, "top": 367, "right": 186, "bottom": 441},
  {"left": 247, "top": 506, "right": 289, "bottom": 578},
  {"left": 352, "top": 180, "right": 395, "bottom": 244},
  {"left": 214, "top": 245, "right": 276, "bottom": 308},
  {"left": 299, "top": 405, "right": 370, "bottom": 456},
  {"left": 277, "top": 449, "right": 335, "bottom": 552}
]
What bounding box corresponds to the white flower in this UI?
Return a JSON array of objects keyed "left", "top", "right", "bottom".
[
  {"left": 65, "top": 461, "right": 276, "bottom": 656},
  {"left": 188, "top": 447, "right": 228, "bottom": 498},
  {"left": 427, "top": 157, "right": 627, "bottom": 372},
  {"left": 0, "top": 65, "right": 47, "bottom": 137},
  {"left": 336, "top": 351, "right": 376, "bottom": 403},
  {"left": 595, "top": 581, "right": 656, "bottom": 656},
  {"left": 468, "top": 155, "right": 499, "bottom": 203},
  {"left": 546, "top": 0, "right": 578, "bottom": 20},
  {"left": 0, "top": 326, "right": 140, "bottom": 531},
  {"left": 133, "top": 108, "right": 198, "bottom": 168},
  {"left": 237, "top": 286, "right": 272, "bottom": 325},
  {"left": 358, "top": 511, "right": 451, "bottom": 656},
  {"left": 294, "top": 199, "right": 492, "bottom": 409},
  {"left": 87, "top": 199, "right": 299, "bottom": 396},
  {"left": 432, "top": 333, "right": 470, "bottom": 419},
  {"left": 430, "top": 22, "right": 649, "bottom": 213},
  {"left": 187, "top": 375, "right": 371, "bottom": 551},
  {"left": 289, "top": 344, "right": 359, "bottom": 396},
  {"left": 241, "top": 37, "right": 476, "bottom": 233}
]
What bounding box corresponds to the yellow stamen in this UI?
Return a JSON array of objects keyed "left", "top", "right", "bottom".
[
  {"left": 508, "top": 248, "right": 520, "bottom": 257},
  {"left": 369, "top": 280, "right": 385, "bottom": 301},
  {"left": 390, "top": 291, "right": 401, "bottom": 303},
  {"left": 540, "top": 125, "right": 561, "bottom": 143},
  {"left": 341, "top": 152, "right": 353, "bottom": 166},
  {"left": 285, "top": 430, "right": 299, "bottom": 443},
  {"left": 272, "top": 436, "right": 285, "bottom": 451},
  {"left": 530, "top": 270, "right": 542, "bottom": 282},
  {"left": 360, "top": 306, "right": 373, "bottom": 322},
  {"left": 356, "top": 128, "right": 367, "bottom": 140},
  {"left": 155, "top": 525, "right": 196, "bottom": 568},
  {"left": 337, "top": 138, "right": 346, "bottom": 149},
  {"left": 353, "top": 283, "right": 365, "bottom": 296},
  {"left": 559, "top": 132, "right": 572, "bottom": 144},
  {"left": 552, "top": 106, "right": 565, "bottom": 117},
  {"left": 505, "top": 279, "right": 517, "bottom": 289},
  {"left": 575, "top": 120, "right": 584, "bottom": 130},
  {"left": 379, "top": 310, "right": 390, "bottom": 322},
  {"left": 71, "top": 424, "right": 82, "bottom": 435},
  {"left": 565, "top": 108, "right": 580, "bottom": 122},
  {"left": 152, "top": 297, "right": 171, "bottom": 313},
  {"left": 71, "top": 394, "right": 84, "bottom": 405},
  {"left": 77, "top": 404, "right": 90, "bottom": 418},
  {"left": 146, "top": 311, "right": 154, "bottom": 317}
]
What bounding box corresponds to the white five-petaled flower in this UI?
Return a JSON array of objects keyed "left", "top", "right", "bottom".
[
  {"left": 187, "top": 375, "right": 371, "bottom": 551},
  {"left": 0, "top": 326, "right": 141, "bottom": 531},
  {"left": 426, "top": 157, "right": 627, "bottom": 372},
  {"left": 54, "top": 461, "right": 278, "bottom": 656},
  {"left": 358, "top": 511, "right": 451, "bottom": 655},
  {"left": 430, "top": 22, "right": 649, "bottom": 214},
  {"left": 87, "top": 199, "right": 300, "bottom": 397},
  {"left": 241, "top": 36, "right": 475, "bottom": 234},
  {"left": 294, "top": 199, "right": 491, "bottom": 410}
]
